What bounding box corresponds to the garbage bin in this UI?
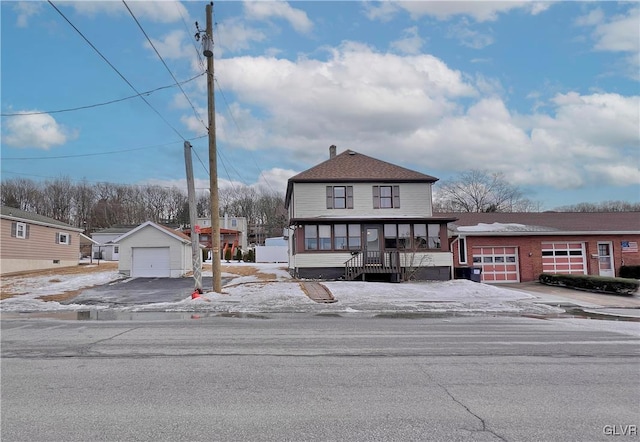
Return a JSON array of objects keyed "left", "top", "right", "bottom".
[{"left": 454, "top": 266, "right": 482, "bottom": 283}]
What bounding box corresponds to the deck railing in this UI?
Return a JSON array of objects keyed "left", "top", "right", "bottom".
[{"left": 344, "top": 251, "right": 401, "bottom": 280}]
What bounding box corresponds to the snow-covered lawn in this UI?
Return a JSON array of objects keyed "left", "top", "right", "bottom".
[{"left": 1, "top": 262, "right": 561, "bottom": 316}]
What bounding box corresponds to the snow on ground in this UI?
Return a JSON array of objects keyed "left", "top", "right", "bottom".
[{"left": 2, "top": 262, "right": 561, "bottom": 315}]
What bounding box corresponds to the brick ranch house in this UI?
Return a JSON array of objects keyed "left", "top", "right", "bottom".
[
  {"left": 446, "top": 212, "right": 640, "bottom": 283},
  {"left": 285, "top": 146, "right": 456, "bottom": 281}
]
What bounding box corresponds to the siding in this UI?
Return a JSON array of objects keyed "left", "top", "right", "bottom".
[
  {"left": 291, "top": 182, "right": 433, "bottom": 219},
  {"left": 117, "top": 225, "right": 191, "bottom": 278},
  {"left": 1, "top": 219, "right": 80, "bottom": 274},
  {"left": 292, "top": 251, "right": 452, "bottom": 269}
]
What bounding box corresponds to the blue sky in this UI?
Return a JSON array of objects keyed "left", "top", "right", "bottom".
[{"left": 1, "top": 1, "right": 639, "bottom": 210}]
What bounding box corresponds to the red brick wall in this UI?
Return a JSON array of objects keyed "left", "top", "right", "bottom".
[{"left": 454, "top": 234, "right": 640, "bottom": 282}]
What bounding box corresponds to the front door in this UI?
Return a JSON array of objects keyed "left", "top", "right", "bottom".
[
  {"left": 365, "top": 226, "right": 381, "bottom": 264},
  {"left": 597, "top": 242, "right": 614, "bottom": 277}
]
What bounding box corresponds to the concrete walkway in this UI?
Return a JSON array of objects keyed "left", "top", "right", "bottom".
[{"left": 299, "top": 281, "right": 337, "bottom": 303}]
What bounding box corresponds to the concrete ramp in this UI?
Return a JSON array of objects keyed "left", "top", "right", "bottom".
[{"left": 299, "top": 282, "right": 337, "bottom": 303}]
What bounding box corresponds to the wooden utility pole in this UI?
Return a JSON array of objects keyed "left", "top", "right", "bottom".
[
  {"left": 183, "top": 141, "right": 202, "bottom": 292},
  {"left": 205, "top": 2, "right": 221, "bottom": 293}
]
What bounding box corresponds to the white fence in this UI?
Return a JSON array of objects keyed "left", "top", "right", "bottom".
[{"left": 255, "top": 246, "right": 288, "bottom": 263}]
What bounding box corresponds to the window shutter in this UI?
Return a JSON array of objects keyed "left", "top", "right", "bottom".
[
  {"left": 393, "top": 185, "right": 400, "bottom": 208},
  {"left": 346, "top": 186, "right": 353, "bottom": 209},
  {"left": 68, "top": 234, "right": 72, "bottom": 245},
  {"left": 56, "top": 233, "right": 60, "bottom": 244},
  {"left": 11, "top": 222, "right": 16, "bottom": 238},
  {"left": 326, "top": 186, "right": 333, "bottom": 209},
  {"left": 25, "top": 225, "right": 30, "bottom": 239},
  {"left": 372, "top": 186, "right": 380, "bottom": 209}
]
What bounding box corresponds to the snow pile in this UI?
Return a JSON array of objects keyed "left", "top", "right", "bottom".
[{"left": 457, "top": 223, "right": 555, "bottom": 232}]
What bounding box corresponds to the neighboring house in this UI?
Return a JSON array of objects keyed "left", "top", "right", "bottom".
[
  {"left": 91, "top": 225, "right": 137, "bottom": 261},
  {"left": 183, "top": 226, "right": 241, "bottom": 260},
  {"left": 114, "top": 221, "right": 193, "bottom": 278},
  {"left": 0, "top": 205, "right": 83, "bottom": 275},
  {"left": 197, "top": 215, "right": 248, "bottom": 250},
  {"left": 285, "top": 146, "right": 456, "bottom": 281},
  {"left": 446, "top": 212, "right": 640, "bottom": 283}
]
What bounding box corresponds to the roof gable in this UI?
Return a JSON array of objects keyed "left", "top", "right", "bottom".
[{"left": 114, "top": 221, "right": 191, "bottom": 244}]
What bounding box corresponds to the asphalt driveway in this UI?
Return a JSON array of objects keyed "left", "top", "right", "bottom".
[{"left": 66, "top": 276, "right": 233, "bottom": 307}]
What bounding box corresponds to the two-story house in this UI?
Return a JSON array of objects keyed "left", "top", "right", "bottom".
[{"left": 285, "top": 146, "right": 456, "bottom": 281}]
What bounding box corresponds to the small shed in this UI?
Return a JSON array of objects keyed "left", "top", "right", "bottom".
[{"left": 114, "top": 221, "right": 192, "bottom": 278}]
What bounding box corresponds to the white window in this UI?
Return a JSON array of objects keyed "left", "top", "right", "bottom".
[
  {"left": 16, "top": 222, "right": 27, "bottom": 239},
  {"left": 56, "top": 232, "right": 71, "bottom": 245},
  {"left": 458, "top": 237, "right": 467, "bottom": 264}
]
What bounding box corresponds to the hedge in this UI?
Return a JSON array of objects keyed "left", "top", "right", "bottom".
[
  {"left": 539, "top": 273, "right": 639, "bottom": 296},
  {"left": 619, "top": 265, "right": 640, "bottom": 279}
]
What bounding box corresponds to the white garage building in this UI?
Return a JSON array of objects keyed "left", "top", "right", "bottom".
[{"left": 115, "top": 221, "right": 193, "bottom": 278}]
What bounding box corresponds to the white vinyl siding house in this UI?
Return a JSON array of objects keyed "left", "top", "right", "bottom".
[{"left": 285, "top": 147, "right": 455, "bottom": 281}]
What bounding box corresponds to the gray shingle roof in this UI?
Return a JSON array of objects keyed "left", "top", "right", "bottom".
[{"left": 0, "top": 205, "right": 80, "bottom": 230}]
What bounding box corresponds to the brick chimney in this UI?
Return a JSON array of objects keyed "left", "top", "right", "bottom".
[{"left": 329, "top": 145, "right": 337, "bottom": 159}]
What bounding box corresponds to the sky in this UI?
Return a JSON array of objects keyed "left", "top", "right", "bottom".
[{"left": 1, "top": 0, "right": 639, "bottom": 210}]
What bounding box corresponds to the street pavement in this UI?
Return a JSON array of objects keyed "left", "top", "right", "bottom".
[{"left": 1, "top": 315, "right": 639, "bottom": 442}]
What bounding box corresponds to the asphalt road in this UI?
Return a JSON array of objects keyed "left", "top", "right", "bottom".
[{"left": 2, "top": 315, "right": 639, "bottom": 442}]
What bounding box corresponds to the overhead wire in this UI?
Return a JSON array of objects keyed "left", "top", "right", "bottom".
[
  {"left": 2, "top": 135, "right": 207, "bottom": 161},
  {"left": 122, "top": 0, "right": 208, "bottom": 132},
  {"left": 47, "top": 0, "right": 188, "bottom": 141},
  {"left": 212, "top": 19, "right": 278, "bottom": 195},
  {"left": 0, "top": 73, "right": 204, "bottom": 117}
]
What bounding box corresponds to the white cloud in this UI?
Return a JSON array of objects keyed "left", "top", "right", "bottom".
[
  {"left": 390, "top": 26, "right": 425, "bottom": 55},
  {"left": 2, "top": 112, "right": 78, "bottom": 150},
  {"left": 188, "top": 36, "right": 638, "bottom": 192},
  {"left": 396, "top": 1, "right": 551, "bottom": 22},
  {"left": 592, "top": 7, "right": 640, "bottom": 53},
  {"left": 144, "top": 30, "right": 192, "bottom": 59},
  {"left": 576, "top": 6, "right": 639, "bottom": 79},
  {"left": 362, "top": 1, "right": 400, "bottom": 22},
  {"left": 447, "top": 18, "right": 494, "bottom": 49},
  {"left": 216, "top": 17, "right": 267, "bottom": 53},
  {"left": 243, "top": 1, "right": 313, "bottom": 34},
  {"left": 13, "top": 2, "right": 42, "bottom": 28},
  {"left": 254, "top": 168, "right": 297, "bottom": 194},
  {"left": 69, "top": 1, "right": 188, "bottom": 23}
]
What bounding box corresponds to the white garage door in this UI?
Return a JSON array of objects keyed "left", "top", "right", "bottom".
[
  {"left": 541, "top": 242, "right": 586, "bottom": 275},
  {"left": 472, "top": 246, "right": 520, "bottom": 283},
  {"left": 132, "top": 247, "right": 170, "bottom": 277}
]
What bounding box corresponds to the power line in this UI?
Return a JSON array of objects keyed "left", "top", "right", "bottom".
[
  {"left": 0, "top": 73, "right": 204, "bottom": 117},
  {"left": 47, "top": 0, "right": 188, "bottom": 141},
  {"left": 2, "top": 135, "right": 207, "bottom": 161},
  {"left": 122, "top": 0, "right": 207, "bottom": 131},
  {"left": 1, "top": 169, "right": 213, "bottom": 191}
]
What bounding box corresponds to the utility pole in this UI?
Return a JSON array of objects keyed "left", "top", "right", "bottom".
[
  {"left": 204, "top": 2, "right": 221, "bottom": 293},
  {"left": 184, "top": 141, "right": 202, "bottom": 292}
]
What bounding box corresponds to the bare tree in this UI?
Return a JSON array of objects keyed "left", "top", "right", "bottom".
[
  {"left": 434, "top": 170, "right": 539, "bottom": 213},
  {"left": 554, "top": 200, "right": 640, "bottom": 212}
]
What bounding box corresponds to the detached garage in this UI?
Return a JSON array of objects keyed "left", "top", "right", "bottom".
[{"left": 114, "top": 221, "right": 192, "bottom": 278}]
